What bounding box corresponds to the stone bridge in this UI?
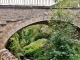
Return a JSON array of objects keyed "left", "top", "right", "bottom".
[{"left": 0, "top": 6, "right": 80, "bottom": 60}]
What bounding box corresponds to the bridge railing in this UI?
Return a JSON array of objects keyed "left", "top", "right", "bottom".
[{"left": 0, "top": 0, "right": 55, "bottom": 6}]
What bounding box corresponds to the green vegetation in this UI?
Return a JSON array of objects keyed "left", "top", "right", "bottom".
[
  {"left": 55, "top": 0, "right": 79, "bottom": 8},
  {"left": 23, "top": 39, "right": 47, "bottom": 55},
  {"left": 47, "top": 20, "right": 80, "bottom": 60},
  {"left": 6, "top": 20, "right": 80, "bottom": 60},
  {"left": 6, "top": 24, "right": 51, "bottom": 60}
]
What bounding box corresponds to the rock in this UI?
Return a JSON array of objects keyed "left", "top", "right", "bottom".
[{"left": 0, "top": 46, "right": 18, "bottom": 60}]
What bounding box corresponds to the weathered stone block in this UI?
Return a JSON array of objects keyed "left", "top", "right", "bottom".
[{"left": 0, "top": 21, "right": 6, "bottom": 25}]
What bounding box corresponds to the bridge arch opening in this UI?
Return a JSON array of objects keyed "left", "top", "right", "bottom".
[
  {"left": 5, "top": 20, "right": 80, "bottom": 60},
  {"left": 5, "top": 21, "right": 49, "bottom": 45},
  {"left": 2, "top": 18, "right": 48, "bottom": 47},
  {"left": 6, "top": 21, "right": 50, "bottom": 59}
]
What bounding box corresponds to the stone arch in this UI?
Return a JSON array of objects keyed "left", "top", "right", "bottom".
[
  {"left": 1, "top": 19, "right": 80, "bottom": 47},
  {"left": 2, "top": 18, "right": 48, "bottom": 47}
]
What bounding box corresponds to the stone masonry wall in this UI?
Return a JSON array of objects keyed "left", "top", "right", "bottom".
[{"left": 0, "top": 8, "right": 80, "bottom": 46}]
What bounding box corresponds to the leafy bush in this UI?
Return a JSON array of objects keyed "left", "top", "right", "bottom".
[
  {"left": 49, "top": 32, "right": 80, "bottom": 60},
  {"left": 23, "top": 38, "right": 47, "bottom": 55}
]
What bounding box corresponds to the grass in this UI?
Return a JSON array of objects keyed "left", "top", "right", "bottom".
[{"left": 56, "top": 0, "right": 79, "bottom": 8}]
